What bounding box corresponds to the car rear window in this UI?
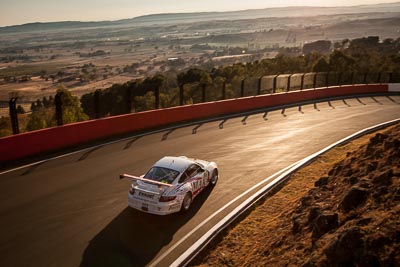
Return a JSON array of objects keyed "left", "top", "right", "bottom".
[{"left": 144, "top": 167, "right": 180, "bottom": 184}]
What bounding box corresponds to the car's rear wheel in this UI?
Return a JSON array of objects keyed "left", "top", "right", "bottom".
[
  {"left": 209, "top": 169, "right": 218, "bottom": 186},
  {"left": 180, "top": 193, "right": 192, "bottom": 213}
]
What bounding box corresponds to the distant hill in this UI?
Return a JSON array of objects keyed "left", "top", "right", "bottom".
[
  {"left": 1, "top": 2, "right": 400, "bottom": 34},
  {"left": 130, "top": 2, "right": 400, "bottom": 24}
]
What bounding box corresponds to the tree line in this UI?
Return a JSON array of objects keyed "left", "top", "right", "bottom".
[{"left": 1, "top": 36, "right": 399, "bottom": 137}]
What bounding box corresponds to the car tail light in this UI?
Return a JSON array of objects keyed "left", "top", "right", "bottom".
[
  {"left": 129, "top": 186, "right": 135, "bottom": 195},
  {"left": 159, "top": 195, "right": 176, "bottom": 202}
]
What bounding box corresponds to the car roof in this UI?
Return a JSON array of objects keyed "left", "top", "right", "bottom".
[{"left": 153, "top": 156, "right": 193, "bottom": 172}]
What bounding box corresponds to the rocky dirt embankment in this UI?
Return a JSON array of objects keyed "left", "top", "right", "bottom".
[{"left": 192, "top": 123, "right": 400, "bottom": 267}]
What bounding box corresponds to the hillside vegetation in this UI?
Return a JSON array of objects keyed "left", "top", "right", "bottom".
[{"left": 192, "top": 123, "right": 400, "bottom": 266}]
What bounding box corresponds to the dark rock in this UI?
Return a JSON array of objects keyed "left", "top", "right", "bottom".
[
  {"left": 359, "top": 181, "right": 371, "bottom": 189},
  {"left": 344, "top": 168, "right": 353, "bottom": 177},
  {"left": 301, "top": 260, "right": 316, "bottom": 267},
  {"left": 340, "top": 187, "right": 369, "bottom": 212},
  {"left": 369, "top": 133, "right": 388, "bottom": 145},
  {"left": 312, "top": 212, "right": 339, "bottom": 239},
  {"left": 308, "top": 206, "right": 322, "bottom": 224},
  {"left": 292, "top": 219, "right": 301, "bottom": 234},
  {"left": 366, "top": 162, "right": 378, "bottom": 173},
  {"left": 372, "top": 191, "right": 383, "bottom": 204},
  {"left": 369, "top": 235, "right": 390, "bottom": 249},
  {"left": 330, "top": 164, "right": 342, "bottom": 176},
  {"left": 362, "top": 254, "right": 381, "bottom": 267},
  {"left": 348, "top": 176, "right": 359, "bottom": 185},
  {"left": 300, "top": 196, "right": 312, "bottom": 207},
  {"left": 314, "top": 177, "right": 329, "bottom": 187},
  {"left": 325, "top": 227, "right": 365, "bottom": 265},
  {"left": 372, "top": 149, "right": 384, "bottom": 159},
  {"left": 377, "top": 186, "right": 389, "bottom": 195},
  {"left": 383, "top": 140, "right": 399, "bottom": 151},
  {"left": 356, "top": 217, "right": 372, "bottom": 226},
  {"left": 395, "top": 230, "right": 400, "bottom": 242},
  {"left": 366, "top": 133, "right": 387, "bottom": 157},
  {"left": 372, "top": 169, "right": 393, "bottom": 186}
]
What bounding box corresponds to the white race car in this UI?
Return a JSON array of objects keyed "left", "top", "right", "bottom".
[{"left": 120, "top": 156, "right": 218, "bottom": 215}]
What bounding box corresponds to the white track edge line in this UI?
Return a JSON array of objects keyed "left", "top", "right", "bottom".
[
  {"left": 170, "top": 117, "right": 400, "bottom": 267},
  {"left": 148, "top": 160, "right": 302, "bottom": 267}
]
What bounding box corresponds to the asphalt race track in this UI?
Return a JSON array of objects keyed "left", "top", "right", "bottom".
[{"left": 0, "top": 95, "right": 399, "bottom": 267}]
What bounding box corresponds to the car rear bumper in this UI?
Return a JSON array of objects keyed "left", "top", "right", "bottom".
[{"left": 128, "top": 193, "right": 182, "bottom": 215}]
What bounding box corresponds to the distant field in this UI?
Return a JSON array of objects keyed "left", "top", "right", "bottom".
[
  {"left": 0, "top": 64, "right": 65, "bottom": 78},
  {"left": 1, "top": 5, "right": 399, "bottom": 111}
]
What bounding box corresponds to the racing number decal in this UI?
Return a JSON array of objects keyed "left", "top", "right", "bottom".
[{"left": 191, "top": 179, "right": 204, "bottom": 194}]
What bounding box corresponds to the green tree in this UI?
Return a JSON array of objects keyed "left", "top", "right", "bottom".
[
  {"left": 36, "top": 99, "right": 43, "bottom": 109},
  {"left": 16, "top": 105, "right": 25, "bottom": 114},
  {"left": 312, "top": 57, "right": 330, "bottom": 72},
  {"left": 328, "top": 50, "right": 355, "bottom": 72},
  {"left": 26, "top": 112, "right": 48, "bottom": 131},
  {"left": 57, "top": 86, "right": 88, "bottom": 124},
  {"left": 30, "top": 102, "right": 37, "bottom": 112},
  {"left": 0, "top": 116, "right": 12, "bottom": 137}
]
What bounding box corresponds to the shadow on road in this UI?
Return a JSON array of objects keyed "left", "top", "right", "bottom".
[{"left": 79, "top": 186, "right": 214, "bottom": 267}]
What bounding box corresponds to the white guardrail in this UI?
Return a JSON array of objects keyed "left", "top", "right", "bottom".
[
  {"left": 170, "top": 118, "right": 400, "bottom": 267},
  {"left": 389, "top": 83, "right": 400, "bottom": 92}
]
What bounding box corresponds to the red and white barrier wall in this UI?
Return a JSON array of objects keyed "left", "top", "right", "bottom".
[{"left": 0, "top": 84, "right": 391, "bottom": 162}]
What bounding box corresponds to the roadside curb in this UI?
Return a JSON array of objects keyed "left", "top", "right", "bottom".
[{"left": 171, "top": 118, "right": 400, "bottom": 267}]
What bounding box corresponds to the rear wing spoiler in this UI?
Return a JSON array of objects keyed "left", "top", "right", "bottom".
[{"left": 119, "top": 173, "right": 173, "bottom": 187}]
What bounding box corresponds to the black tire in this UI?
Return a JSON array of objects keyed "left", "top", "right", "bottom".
[
  {"left": 180, "top": 193, "right": 192, "bottom": 213},
  {"left": 209, "top": 169, "right": 218, "bottom": 186}
]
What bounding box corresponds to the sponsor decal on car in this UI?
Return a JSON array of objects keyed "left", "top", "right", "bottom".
[
  {"left": 138, "top": 191, "right": 154, "bottom": 199},
  {"left": 169, "top": 204, "right": 181, "bottom": 210}
]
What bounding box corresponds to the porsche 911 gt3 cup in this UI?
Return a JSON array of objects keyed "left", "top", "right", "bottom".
[{"left": 120, "top": 156, "right": 218, "bottom": 215}]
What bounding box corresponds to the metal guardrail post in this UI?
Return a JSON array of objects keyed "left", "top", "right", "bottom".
[
  {"left": 300, "top": 73, "right": 305, "bottom": 90},
  {"left": 313, "top": 73, "right": 318, "bottom": 89},
  {"left": 286, "top": 74, "right": 293, "bottom": 92},
  {"left": 94, "top": 89, "right": 101, "bottom": 119},
  {"left": 364, "top": 73, "right": 368, "bottom": 84},
  {"left": 9, "top": 97, "right": 19, "bottom": 134},
  {"left": 132, "top": 86, "right": 137, "bottom": 112},
  {"left": 126, "top": 87, "right": 132, "bottom": 114},
  {"left": 326, "top": 72, "right": 330, "bottom": 87},
  {"left": 179, "top": 84, "right": 184, "bottom": 106},
  {"left": 389, "top": 73, "right": 393, "bottom": 83},
  {"left": 257, "top": 77, "right": 262, "bottom": 95},
  {"left": 337, "top": 72, "right": 342, "bottom": 86},
  {"left": 222, "top": 81, "right": 226, "bottom": 100},
  {"left": 273, "top": 75, "right": 278, "bottom": 94},
  {"left": 377, "top": 72, "right": 382, "bottom": 84},
  {"left": 155, "top": 85, "right": 160, "bottom": 109},
  {"left": 202, "top": 84, "right": 206, "bottom": 103},
  {"left": 350, "top": 72, "right": 354, "bottom": 85},
  {"left": 241, "top": 79, "right": 245, "bottom": 97},
  {"left": 55, "top": 92, "right": 63, "bottom": 126}
]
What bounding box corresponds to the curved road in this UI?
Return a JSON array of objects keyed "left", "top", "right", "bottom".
[{"left": 0, "top": 95, "right": 399, "bottom": 267}]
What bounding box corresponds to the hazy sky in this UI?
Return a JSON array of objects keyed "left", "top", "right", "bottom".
[{"left": 0, "top": 0, "right": 398, "bottom": 27}]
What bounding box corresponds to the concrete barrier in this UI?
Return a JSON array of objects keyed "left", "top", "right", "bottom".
[{"left": 0, "top": 84, "right": 389, "bottom": 162}]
